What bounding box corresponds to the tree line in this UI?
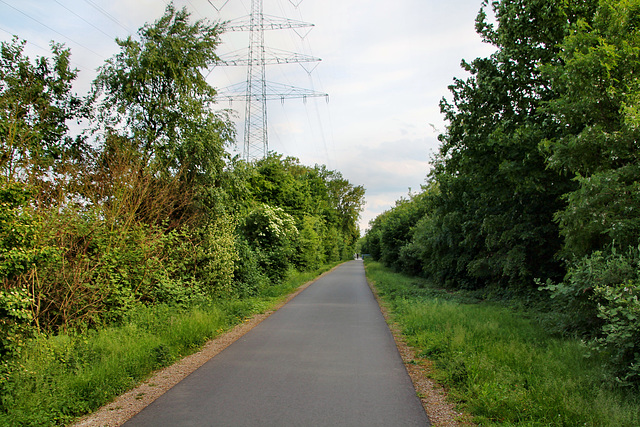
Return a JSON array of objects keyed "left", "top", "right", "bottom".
[
  {"left": 0, "top": 4, "right": 364, "bottom": 358},
  {"left": 362, "top": 0, "right": 640, "bottom": 387}
]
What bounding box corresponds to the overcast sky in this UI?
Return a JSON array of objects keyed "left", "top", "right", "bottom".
[{"left": 0, "top": 0, "right": 496, "bottom": 232}]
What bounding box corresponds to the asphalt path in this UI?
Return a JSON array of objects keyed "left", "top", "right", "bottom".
[{"left": 124, "top": 260, "right": 430, "bottom": 426}]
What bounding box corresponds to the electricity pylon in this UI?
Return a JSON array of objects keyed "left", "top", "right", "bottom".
[{"left": 214, "top": 0, "right": 328, "bottom": 162}]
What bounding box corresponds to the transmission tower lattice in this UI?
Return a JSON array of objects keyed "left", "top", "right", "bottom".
[{"left": 214, "top": 0, "right": 328, "bottom": 162}]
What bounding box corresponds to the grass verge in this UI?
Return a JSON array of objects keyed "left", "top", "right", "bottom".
[
  {"left": 364, "top": 260, "right": 640, "bottom": 426},
  {"left": 0, "top": 263, "right": 340, "bottom": 427}
]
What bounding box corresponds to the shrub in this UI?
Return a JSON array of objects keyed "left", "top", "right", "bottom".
[
  {"left": 542, "top": 247, "right": 637, "bottom": 335},
  {"left": 171, "top": 218, "right": 238, "bottom": 299},
  {"left": 28, "top": 208, "right": 171, "bottom": 330},
  {"left": 543, "top": 244, "right": 640, "bottom": 387},
  {"left": 294, "top": 215, "right": 326, "bottom": 271},
  {"left": 232, "top": 237, "right": 269, "bottom": 297},
  {"left": 0, "top": 181, "right": 54, "bottom": 356},
  {"left": 594, "top": 279, "right": 640, "bottom": 387},
  {"left": 241, "top": 204, "right": 298, "bottom": 282},
  {"left": 0, "top": 287, "right": 33, "bottom": 358}
]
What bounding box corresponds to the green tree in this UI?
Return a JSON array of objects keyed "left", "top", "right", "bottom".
[
  {"left": 540, "top": 0, "right": 640, "bottom": 386},
  {"left": 294, "top": 215, "right": 326, "bottom": 271},
  {"left": 375, "top": 191, "right": 431, "bottom": 272},
  {"left": 361, "top": 215, "right": 383, "bottom": 261},
  {"left": 248, "top": 155, "right": 311, "bottom": 220},
  {"left": 225, "top": 153, "right": 365, "bottom": 281},
  {"left": 0, "top": 37, "right": 85, "bottom": 185},
  {"left": 325, "top": 171, "right": 366, "bottom": 249},
  {"left": 92, "top": 3, "right": 234, "bottom": 217},
  {"left": 242, "top": 203, "right": 299, "bottom": 281},
  {"left": 543, "top": 0, "right": 640, "bottom": 258},
  {"left": 427, "top": 0, "right": 594, "bottom": 290},
  {"left": 236, "top": 154, "right": 365, "bottom": 258}
]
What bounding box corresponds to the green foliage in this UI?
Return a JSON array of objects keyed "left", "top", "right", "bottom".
[
  {"left": 0, "top": 37, "right": 86, "bottom": 184},
  {"left": 18, "top": 206, "right": 239, "bottom": 332},
  {"left": 365, "top": 0, "right": 640, "bottom": 387},
  {"left": 361, "top": 189, "right": 433, "bottom": 275},
  {"left": 243, "top": 203, "right": 298, "bottom": 248},
  {"left": 244, "top": 154, "right": 365, "bottom": 248},
  {"left": 248, "top": 155, "right": 310, "bottom": 219},
  {"left": 543, "top": 0, "right": 640, "bottom": 259},
  {"left": 29, "top": 208, "right": 172, "bottom": 329},
  {"left": 0, "top": 287, "right": 32, "bottom": 358},
  {"left": 182, "top": 218, "right": 238, "bottom": 298},
  {"left": 227, "top": 153, "right": 365, "bottom": 273},
  {"left": 594, "top": 279, "right": 640, "bottom": 387},
  {"left": 294, "top": 215, "right": 326, "bottom": 271},
  {"left": 537, "top": 0, "right": 640, "bottom": 387},
  {"left": 366, "top": 260, "right": 640, "bottom": 426},
  {"left": 556, "top": 165, "right": 640, "bottom": 258},
  {"left": 544, "top": 245, "right": 640, "bottom": 386},
  {"left": 360, "top": 217, "right": 382, "bottom": 260},
  {"left": 366, "top": 0, "right": 577, "bottom": 289},
  {"left": 0, "top": 182, "right": 41, "bottom": 281},
  {"left": 425, "top": 0, "right": 586, "bottom": 290},
  {"left": 242, "top": 203, "right": 298, "bottom": 282},
  {"left": 232, "top": 237, "right": 269, "bottom": 297},
  {"left": 541, "top": 248, "right": 632, "bottom": 335},
  {"left": 379, "top": 192, "right": 431, "bottom": 271},
  {"left": 0, "top": 4, "right": 245, "bottom": 335},
  {"left": 92, "top": 3, "right": 234, "bottom": 216},
  {"left": 0, "top": 181, "right": 53, "bottom": 356}
]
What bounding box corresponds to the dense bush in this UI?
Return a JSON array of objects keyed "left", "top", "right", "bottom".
[
  {"left": 595, "top": 277, "right": 640, "bottom": 387},
  {"left": 361, "top": 189, "right": 432, "bottom": 272},
  {"left": 543, "top": 245, "right": 640, "bottom": 386},
  {"left": 242, "top": 203, "right": 299, "bottom": 282},
  {"left": 0, "top": 182, "right": 49, "bottom": 357},
  {"left": 294, "top": 215, "right": 326, "bottom": 271},
  {"left": 232, "top": 237, "right": 269, "bottom": 297}
]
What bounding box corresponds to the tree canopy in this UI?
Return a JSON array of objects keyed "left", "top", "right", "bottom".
[
  {"left": 93, "top": 4, "right": 234, "bottom": 191},
  {"left": 0, "top": 37, "right": 85, "bottom": 185},
  {"left": 362, "top": 0, "right": 640, "bottom": 386}
]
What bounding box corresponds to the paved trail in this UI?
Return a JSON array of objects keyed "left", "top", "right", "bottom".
[{"left": 124, "top": 261, "right": 430, "bottom": 426}]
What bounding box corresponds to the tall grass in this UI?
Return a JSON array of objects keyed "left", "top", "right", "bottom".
[
  {"left": 365, "top": 261, "right": 640, "bottom": 426},
  {"left": 0, "top": 263, "right": 340, "bottom": 426}
]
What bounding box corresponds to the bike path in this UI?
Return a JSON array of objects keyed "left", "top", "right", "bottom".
[{"left": 124, "top": 261, "right": 430, "bottom": 426}]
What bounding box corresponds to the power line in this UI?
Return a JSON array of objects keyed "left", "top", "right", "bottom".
[
  {"left": 82, "top": 0, "right": 133, "bottom": 34},
  {"left": 0, "top": 0, "right": 105, "bottom": 59},
  {"left": 0, "top": 26, "right": 93, "bottom": 73},
  {"left": 54, "top": 0, "right": 115, "bottom": 40},
  {"left": 0, "top": 26, "right": 47, "bottom": 50}
]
